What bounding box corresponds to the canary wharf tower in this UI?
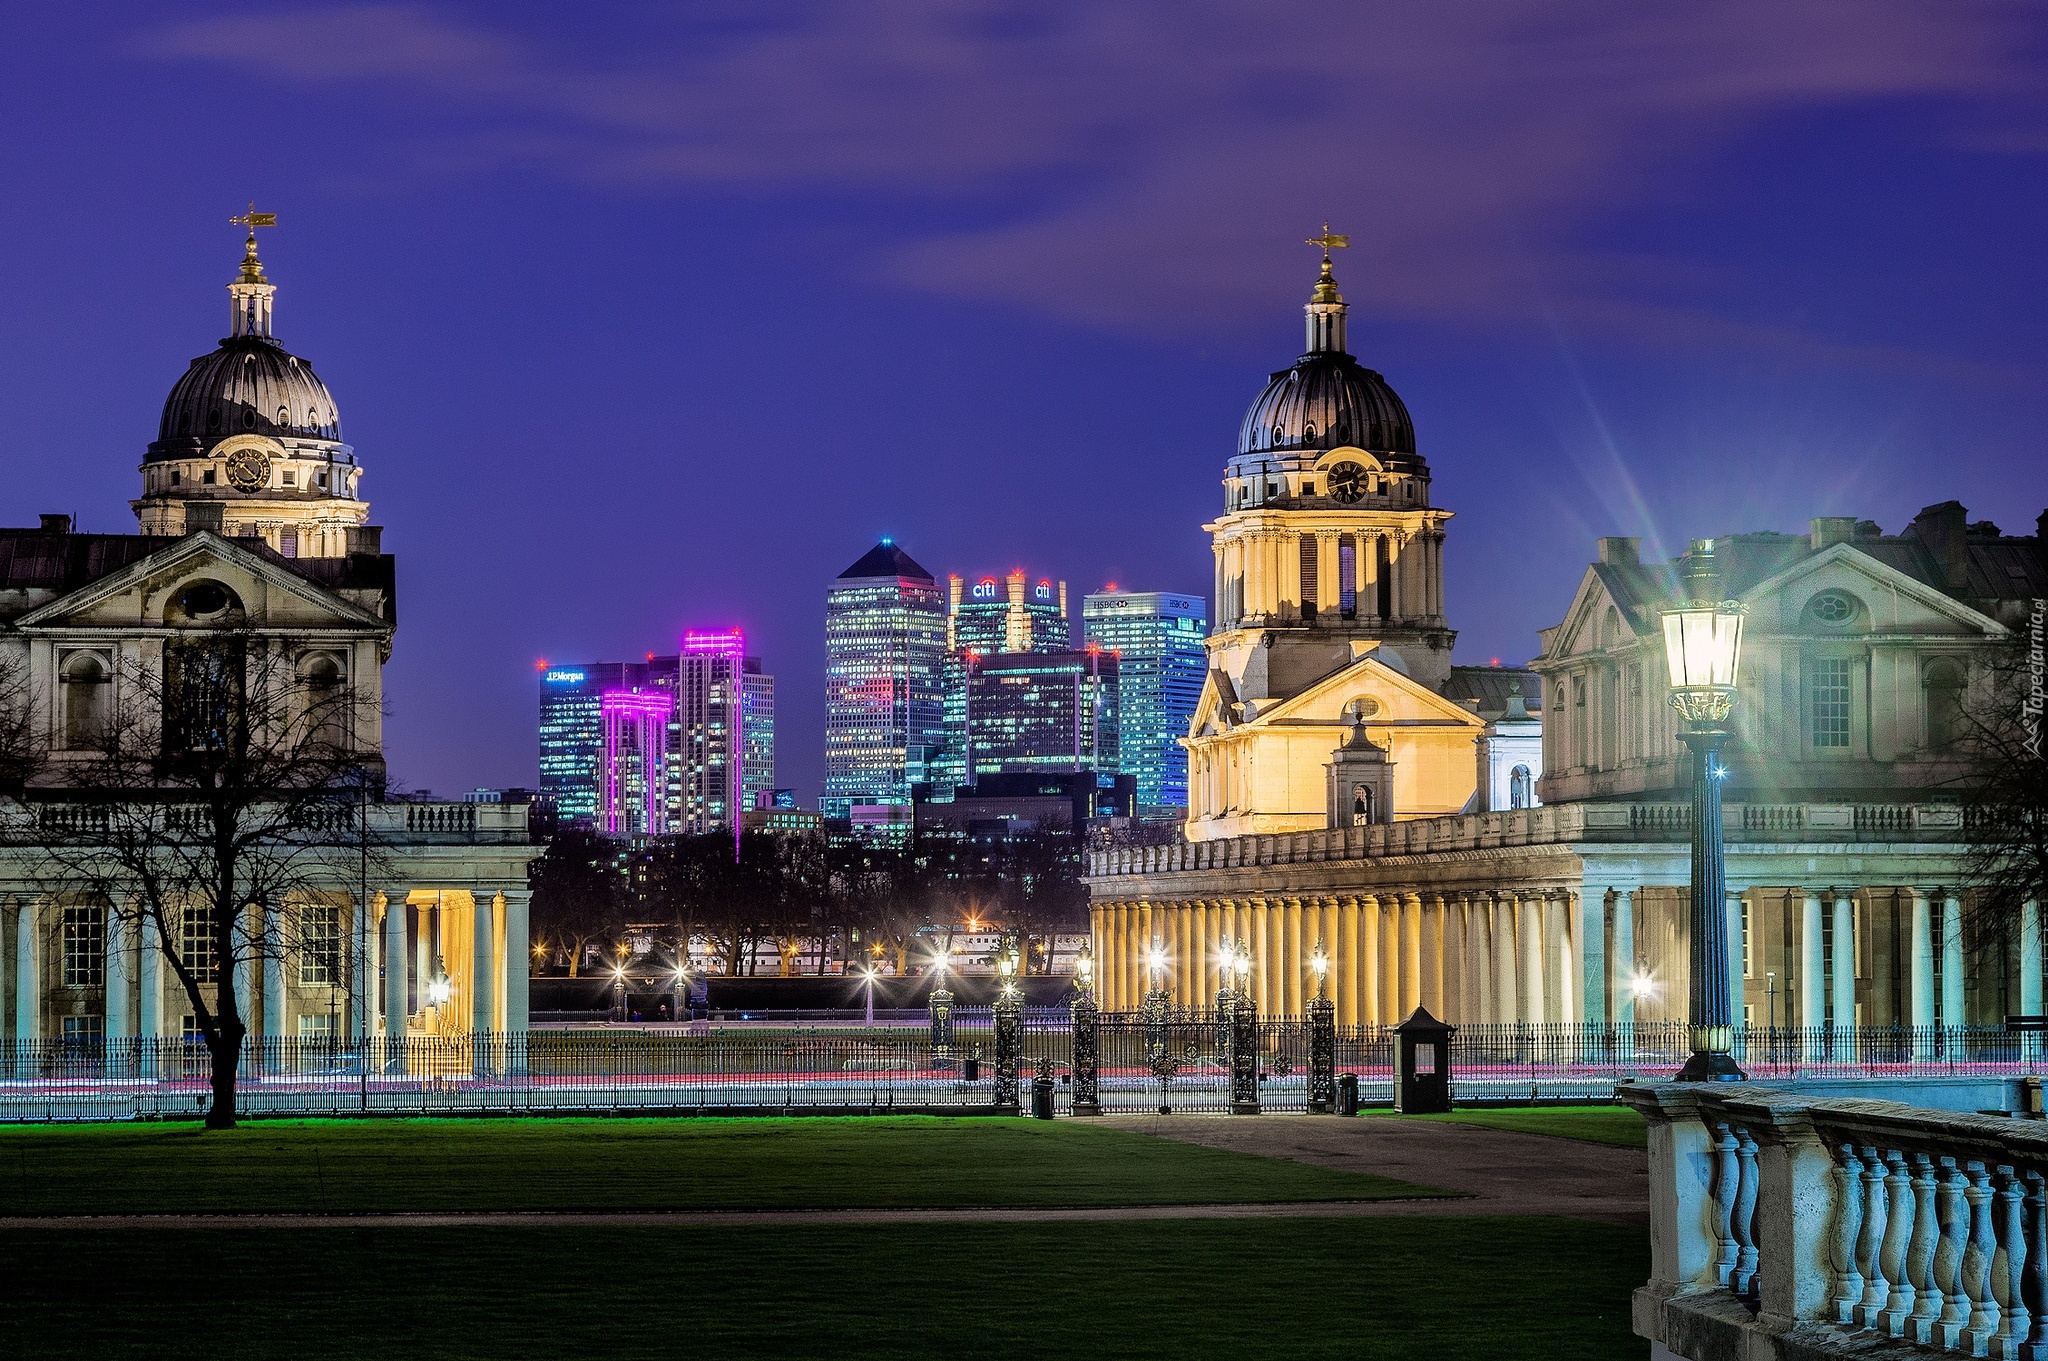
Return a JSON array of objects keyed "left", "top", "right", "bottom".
[{"left": 822, "top": 540, "right": 947, "bottom": 820}]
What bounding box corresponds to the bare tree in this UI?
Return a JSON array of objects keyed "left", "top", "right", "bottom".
[
  {"left": 20, "top": 634, "right": 384, "bottom": 1129},
  {"left": 531, "top": 826, "right": 627, "bottom": 977},
  {"left": 1952, "top": 622, "right": 2048, "bottom": 941}
]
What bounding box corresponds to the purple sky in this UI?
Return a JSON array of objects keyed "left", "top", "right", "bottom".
[{"left": 1, "top": 3, "right": 2044, "bottom": 802}]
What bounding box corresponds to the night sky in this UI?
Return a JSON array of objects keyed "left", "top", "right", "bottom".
[{"left": 0, "top": 3, "right": 2043, "bottom": 802}]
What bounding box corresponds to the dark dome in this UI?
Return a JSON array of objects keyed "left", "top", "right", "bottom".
[
  {"left": 1237, "top": 351, "right": 1414, "bottom": 458},
  {"left": 149, "top": 335, "right": 342, "bottom": 459}
]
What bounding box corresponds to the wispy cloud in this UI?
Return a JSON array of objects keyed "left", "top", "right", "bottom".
[{"left": 139, "top": 1, "right": 2045, "bottom": 339}]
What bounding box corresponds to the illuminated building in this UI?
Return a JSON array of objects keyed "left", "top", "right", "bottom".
[
  {"left": 1081, "top": 591, "right": 1207, "bottom": 814},
  {"left": 599, "top": 688, "right": 674, "bottom": 837},
  {"left": 679, "top": 629, "right": 752, "bottom": 836},
  {"left": 933, "top": 568, "right": 1072, "bottom": 792},
  {"left": 537, "top": 659, "right": 676, "bottom": 826},
  {"left": 822, "top": 539, "right": 946, "bottom": 821},
  {"left": 742, "top": 661, "right": 775, "bottom": 811},
  {"left": 953, "top": 648, "right": 1119, "bottom": 783}
]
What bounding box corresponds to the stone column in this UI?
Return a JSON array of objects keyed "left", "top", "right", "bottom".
[
  {"left": 1252, "top": 899, "right": 1272, "bottom": 1016},
  {"left": 1493, "top": 894, "right": 1519, "bottom": 1023},
  {"left": 1401, "top": 893, "right": 1423, "bottom": 1021},
  {"left": 1520, "top": 892, "right": 1545, "bottom": 1024},
  {"left": 1940, "top": 891, "right": 1964, "bottom": 1026},
  {"left": 1908, "top": 889, "right": 1935, "bottom": 1030},
  {"left": 1338, "top": 896, "right": 1361, "bottom": 1027},
  {"left": 1612, "top": 889, "right": 1634, "bottom": 1027},
  {"left": 1799, "top": 890, "right": 1823, "bottom": 1044},
  {"left": 1314, "top": 529, "right": 1340, "bottom": 616},
  {"left": 2021, "top": 900, "right": 2044, "bottom": 1019},
  {"left": 1193, "top": 902, "right": 1210, "bottom": 1002},
  {"left": 261, "top": 904, "right": 287, "bottom": 1042},
  {"left": 105, "top": 904, "right": 134, "bottom": 1042},
  {"left": 1726, "top": 890, "right": 1746, "bottom": 1050},
  {"left": 473, "top": 892, "right": 500, "bottom": 1035},
  {"left": 1546, "top": 891, "right": 1569, "bottom": 1025},
  {"left": 381, "top": 890, "right": 408, "bottom": 1044},
  {"left": 1830, "top": 889, "right": 1856, "bottom": 1035},
  {"left": 1576, "top": 890, "right": 1606, "bottom": 1026},
  {"left": 1359, "top": 894, "right": 1381, "bottom": 1025},
  {"left": 233, "top": 905, "right": 256, "bottom": 1034},
  {"left": 1424, "top": 894, "right": 1446, "bottom": 1017},
  {"left": 502, "top": 888, "right": 531, "bottom": 1034},
  {"left": 13, "top": 900, "right": 36, "bottom": 1043},
  {"left": 1438, "top": 894, "right": 1461, "bottom": 1022},
  {"left": 138, "top": 913, "right": 163, "bottom": 1039}
]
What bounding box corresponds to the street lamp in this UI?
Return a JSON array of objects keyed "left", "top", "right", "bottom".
[
  {"left": 1310, "top": 941, "right": 1330, "bottom": 1000},
  {"left": 1660, "top": 537, "right": 1746, "bottom": 1082},
  {"left": 860, "top": 965, "right": 879, "bottom": 1027}
]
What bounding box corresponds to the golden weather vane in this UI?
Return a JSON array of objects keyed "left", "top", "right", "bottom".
[
  {"left": 1306, "top": 222, "right": 1350, "bottom": 260},
  {"left": 230, "top": 202, "right": 278, "bottom": 232}
]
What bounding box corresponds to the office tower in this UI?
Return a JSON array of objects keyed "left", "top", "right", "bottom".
[
  {"left": 599, "top": 688, "right": 674, "bottom": 837},
  {"left": 958, "top": 648, "right": 1119, "bottom": 782},
  {"left": 741, "top": 660, "right": 775, "bottom": 811},
  {"left": 679, "top": 629, "right": 748, "bottom": 835},
  {"left": 538, "top": 658, "right": 676, "bottom": 825},
  {"left": 1082, "top": 590, "right": 1208, "bottom": 813},
  {"left": 934, "top": 568, "right": 1071, "bottom": 791},
  {"left": 822, "top": 539, "right": 946, "bottom": 821}
]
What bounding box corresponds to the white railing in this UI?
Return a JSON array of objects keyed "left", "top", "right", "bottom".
[
  {"left": 1625, "top": 1082, "right": 2048, "bottom": 1359},
  {"left": 1087, "top": 801, "right": 1967, "bottom": 878}
]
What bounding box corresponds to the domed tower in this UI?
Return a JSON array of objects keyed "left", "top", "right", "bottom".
[
  {"left": 1203, "top": 231, "right": 1453, "bottom": 695},
  {"left": 133, "top": 213, "right": 370, "bottom": 557}
]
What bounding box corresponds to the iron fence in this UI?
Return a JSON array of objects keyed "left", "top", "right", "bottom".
[{"left": 0, "top": 1020, "right": 2037, "bottom": 1121}]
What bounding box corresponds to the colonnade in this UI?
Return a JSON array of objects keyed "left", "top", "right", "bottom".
[
  {"left": 1214, "top": 526, "right": 1442, "bottom": 630},
  {"left": 2, "top": 886, "right": 532, "bottom": 1042},
  {"left": 1089, "top": 886, "right": 2047, "bottom": 1029}
]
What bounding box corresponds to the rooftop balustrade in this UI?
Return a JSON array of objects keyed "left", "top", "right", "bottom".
[
  {"left": 2, "top": 798, "right": 535, "bottom": 845},
  {"left": 1088, "top": 801, "right": 1966, "bottom": 878}
]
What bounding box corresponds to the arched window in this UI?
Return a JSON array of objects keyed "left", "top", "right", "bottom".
[
  {"left": 1509, "top": 765, "right": 1532, "bottom": 809},
  {"left": 1925, "top": 658, "right": 1966, "bottom": 751},
  {"left": 1354, "top": 784, "right": 1373, "bottom": 822},
  {"left": 61, "top": 652, "right": 110, "bottom": 749},
  {"left": 301, "top": 654, "right": 348, "bottom": 752}
]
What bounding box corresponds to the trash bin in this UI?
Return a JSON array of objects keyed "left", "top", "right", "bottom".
[
  {"left": 1031, "top": 1075, "right": 1055, "bottom": 1119},
  {"left": 1337, "top": 1072, "right": 1359, "bottom": 1117},
  {"left": 963, "top": 1056, "right": 981, "bottom": 1082}
]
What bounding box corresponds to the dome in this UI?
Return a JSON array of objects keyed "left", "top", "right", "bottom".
[
  {"left": 1237, "top": 351, "right": 1415, "bottom": 458},
  {"left": 148, "top": 335, "right": 343, "bottom": 461}
]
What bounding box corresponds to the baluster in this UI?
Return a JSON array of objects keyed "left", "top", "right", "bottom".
[
  {"left": 2022, "top": 1170, "right": 2048, "bottom": 1358},
  {"left": 1942, "top": 1156, "right": 1977, "bottom": 1349},
  {"left": 1712, "top": 1121, "right": 1740, "bottom": 1287},
  {"left": 1834, "top": 1143, "right": 1868, "bottom": 1325},
  {"left": 1969, "top": 1160, "right": 2004, "bottom": 1355},
  {"left": 1731, "top": 1125, "right": 1761, "bottom": 1303},
  {"left": 1910, "top": 1152, "right": 1945, "bottom": 1344},
  {"left": 1859, "top": 1145, "right": 1893, "bottom": 1328},
  {"left": 1998, "top": 1166, "right": 2031, "bottom": 1359},
  {"left": 1883, "top": 1148, "right": 1918, "bottom": 1333}
]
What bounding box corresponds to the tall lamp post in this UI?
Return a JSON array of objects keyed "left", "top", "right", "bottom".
[
  {"left": 1661, "top": 537, "right": 1747, "bottom": 1082},
  {"left": 1229, "top": 941, "right": 1260, "bottom": 1115},
  {"left": 1070, "top": 945, "right": 1100, "bottom": 1116},
  {"left": 1307, "top": 941, "right": 1336, "bottom": 1113},
  {"left": 1142, "top": 936, "right": 1173, "bottom": 1115}
]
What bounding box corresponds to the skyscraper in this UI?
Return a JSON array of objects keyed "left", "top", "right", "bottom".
[
  {"left": 679, "top": 629, "right": 752, "bottom": 836},
  {"left": 1082, "top": 591, "right": 1207, "bottom": 814},
  {"left": 599, "top": 688, "right": 674, "bottom": 837},
  {"left": 822, "top": 540, "right": 946, "bottom": 821},
  {"left": 538, "top": 658, "right": 676, "bottom": 825},
  {"left": 934, "top": 568, "right": 1071, "bottom": 791},
  {"left": 741, "top": 659, "right": 775, "bottom": 810},
  {"left": 958, "top": 648, "right": 1119, "bottom": 782}
]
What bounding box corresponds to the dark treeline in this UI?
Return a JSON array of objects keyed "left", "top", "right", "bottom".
[{"left": 528, "top": 827, "right": 1085, "bottom": 979}]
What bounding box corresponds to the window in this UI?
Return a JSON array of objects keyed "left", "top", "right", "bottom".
[
  {"left": 281, "top": 470, "right": 295, "bottom": 488},
  {"left": 299, "top": 904, "right": 341, "bottom": 986},
  {"left": 316, "top": 472, "right": 328, "bottom": 489},
  {"left": 1807, "top": 590, "right": 1857, "bottom": 625},
  {"left": 299, "top": 1014, "right": 335, "bottom": 1039},
  {"left": 61, "top": 1016, "right": 104, "bottom": 1046},
  {"left": 202, "top": 469, "right": 216, "bottom": 485},
  {"left": 279, "top": 529, "right": 298, "bottom": 558},
  {"left": 1740, "top": 897, "right": 1753, "bottom": 978},
  {"left": 61, "top": 905, "right": 105, "bottom": 988},
  {"left": 301, "top": 654, "right": 347, "bottom": 749},
  {"left": 1811, "top": 657, "right": 1852, "bottom": 749},
  {"left": 61, "top": 651, "right": 110, "bottom": 749},
  {"left": 180, "top": 906, "right": 219, "bottom": 983},
  {"left": 1925, "top": 658, "right": 1966, "bottom": 751},
  {"left": 170, "top": 470, "right": 181, "bottom": 486}
]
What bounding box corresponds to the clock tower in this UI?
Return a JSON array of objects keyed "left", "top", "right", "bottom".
[
  {"left": 132, "top": 210, "right": 372, "bottom": 558},
  {"left": 1182, "top": 233, "right": 1479, "bottom": 840}
]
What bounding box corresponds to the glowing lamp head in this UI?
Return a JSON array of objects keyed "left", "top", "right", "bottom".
[
  {"left": 1630, "top": 973, "right": 1656, "bottom": 1001},
  {"left": 1660, "top": 539, "right": 1745, "bottom": 727},
  {"left": 1075, "top": 949, "right": 1093, "bottom": 983}
]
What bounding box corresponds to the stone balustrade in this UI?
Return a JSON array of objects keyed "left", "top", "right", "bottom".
[
  {"left": 0, "top": 797, "right": 532, "bottom": 845},
  {"left": 1625, "top": 1081, "right": 2048, "bottom": 1360},
  {"left": 1089, "top": 801, "right": 1965, "bottom": 879}
]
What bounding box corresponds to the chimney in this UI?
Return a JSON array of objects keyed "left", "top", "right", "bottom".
[
  {"left": 345, "top": 525, "right": 383, "bottom": 555},
  {"left": 1596, "top": 537, "right": 1639, "bottom": 566},
  {"left": 38, "top": 514, "right": 71, "bottom": 534},
  {"left": 1809, "top": 517, "right": 1857, "bottom": 550},
  {"left": 183, "top": 503, "right": 224, "bottom": 534},
  {"left": 1910, "top": 501, "right": 1970, "bottom": 593},
  {"left": 2037, "top": 508, "right": 2047, "bottom": 546}
]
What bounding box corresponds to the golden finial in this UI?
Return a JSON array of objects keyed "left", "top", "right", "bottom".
[
  {"left": 1306, "top": 222, "right": 1348, "bottom": 303},
  {"left": 229, "top": 202, "right": 277, "bottom": 283}
]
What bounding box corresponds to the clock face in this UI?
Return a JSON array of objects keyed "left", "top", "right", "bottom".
[
  {"left": 225, "top": 447, "right": 271, "bottom": 492},
  {"left": 1326, "top": 461, "right": 1369, "bottom": 503}
]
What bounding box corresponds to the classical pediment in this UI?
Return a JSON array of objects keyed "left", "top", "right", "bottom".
[
  {"left": 14, "top": 531, "right": 385, "bottom": 633},
  {"left": 1744, "top": 542, "right": 2009, "bottom": 637},
  {"left": 1238, "top": 649, "right": 1485, "bottom": 733}
]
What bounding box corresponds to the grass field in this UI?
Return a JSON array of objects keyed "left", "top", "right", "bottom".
[
  {"left": 1373, "top": 1106, "right": 1647, "bottom": 1149},
  {"left": 0, "top": 1217, "right": 1647, "bottom": 1360},
  {"left": 0, "top": 1115, "right": 1451, "bottom": 1214}
]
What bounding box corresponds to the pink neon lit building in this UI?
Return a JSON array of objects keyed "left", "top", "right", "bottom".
[
  {"left": 599, "top": 688, "right": 674, "bottom": 837},
  {"left": 680, "top": 629, "right": 748, "bottom": 854}
]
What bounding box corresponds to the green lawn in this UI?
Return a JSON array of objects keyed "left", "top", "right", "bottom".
[
  {"left": 0, "top": 1115, "right": 1449, "bottom": 1215},
  {"left": 0, "top": 1217, "right": 1647, "bottom": 1360},
  {"left": 1373, "top": 1105, "right": 1646, "bottom": 1149}
]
